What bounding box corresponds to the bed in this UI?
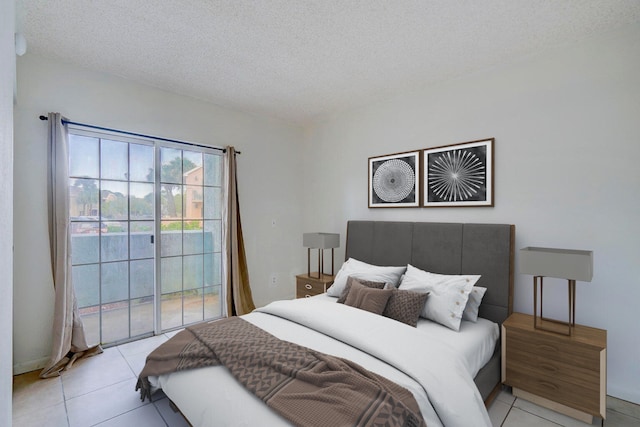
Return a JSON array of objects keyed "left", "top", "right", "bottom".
[{"left": 140, "top": 220, "right": 515, "bottom": 426}]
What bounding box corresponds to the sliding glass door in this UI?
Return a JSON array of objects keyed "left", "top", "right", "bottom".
[
  {"left": 68, "top": 129, "right": 223, "bottom": 346},
  {"left": 158, "top": 147, "right": 223, "bottom": 330}
]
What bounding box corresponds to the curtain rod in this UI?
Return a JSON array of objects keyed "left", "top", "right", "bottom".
[{"left": 38, "top": 115, "right": 240, "bottom": 154}]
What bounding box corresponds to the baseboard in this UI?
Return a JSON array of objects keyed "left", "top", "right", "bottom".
[
  {"left": 13, "top": 356, "right": 48, "bottom": 376},
  {"left": 607, "top": 386, "right": 640, "bottom": 407}
]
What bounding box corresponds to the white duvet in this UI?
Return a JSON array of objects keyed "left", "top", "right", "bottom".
[{"left": 151, "top": 297, "right": 493, "bottom": 427}]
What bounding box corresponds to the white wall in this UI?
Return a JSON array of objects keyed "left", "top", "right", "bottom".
[
  {"left": 1, "top": 0, "right": 15, "bottom": 423},
  {"left": 13, "top": 54, "right": 305, "bottom": 373},
  {"left": 303, "top": 24, "right": 640, "bottom": 403}
]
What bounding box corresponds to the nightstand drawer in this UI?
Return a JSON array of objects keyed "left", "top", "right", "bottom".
[
  {"left": 502, "top": 313, "right": 606, "bottom": 421},
  {"left": 296, "top": 280, "right": 325, "bottom": 297},
  {"left": 508, "top": 329, "right": 599, "bottom": 371},
  {"left": 295, "top": 273, "right": 334, "bottom": 298},
  {"left": 506, "top": 365, "right": 601, "bottom": 414},
  {"left": 506, "top": 348, "right": 599, "bottom": 388}
]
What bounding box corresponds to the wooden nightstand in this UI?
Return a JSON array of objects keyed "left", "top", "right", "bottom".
[
  {"left": 295, "top": 273, "right": 334, "bottom": 298},
  {"left": 502, "top": 312, "right": 606, "bottom": 423}
]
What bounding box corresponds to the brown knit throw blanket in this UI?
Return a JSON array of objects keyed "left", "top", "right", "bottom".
[{"left": 136, "top": 317, "right": 425, "bottom": 427}]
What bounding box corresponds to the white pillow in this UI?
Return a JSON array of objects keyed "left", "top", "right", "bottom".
[
  {"left": 327, "top": 258, "right": 406, "bottom": 298},
  {"left": 398, "top": 264, "right": 480, "bottom": 331},
  {"left": 462, "top": 286, "right": 487, "bottom": 322}
]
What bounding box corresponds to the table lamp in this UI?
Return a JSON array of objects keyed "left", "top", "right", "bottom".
[
  {"left": 519, "top": 246, "right": 593, "bottom": 335},
  {"left": 303, "top": 233, "right": 340, "bottom": 279}
]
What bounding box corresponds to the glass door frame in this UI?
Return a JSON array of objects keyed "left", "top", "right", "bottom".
[
  {"left": 153, "top": 140, "right": 225, "bottom": 335},
  {"left": 68, "top": 126, "right": 224, "bottom": 346}
]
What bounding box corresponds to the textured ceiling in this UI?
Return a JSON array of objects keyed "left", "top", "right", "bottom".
[{"left": 17, "top": 0, "right": 640, "bottom": 124}]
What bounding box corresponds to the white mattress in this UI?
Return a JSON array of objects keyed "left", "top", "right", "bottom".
[{"left": 151, "top": 295, "right": 497, "bottom": 427}]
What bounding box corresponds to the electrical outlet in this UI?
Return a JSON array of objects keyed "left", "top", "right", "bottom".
[
  {"left": 271, "top": 219, "right": 277, "bottom": 228},
  {"left": 270, "top": 274, "right": 277, "bottom": 286}
]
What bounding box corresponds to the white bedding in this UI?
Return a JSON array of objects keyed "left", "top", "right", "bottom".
[
  {"left": 151, "top": 297, "right": 494, "bottom": 427},
  {"left": 314, "top": 293, "right": 499, "bottom": 378},
  {"left": 415, "top": 309, "right": 499, "bottom": 378}
]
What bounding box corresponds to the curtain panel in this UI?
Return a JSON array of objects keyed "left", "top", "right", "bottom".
[
  {"left": 40, "top": 113, "right": 101, "bottom": 379},
  {"left": 222, "top": 146, "right": 256, "bottom": 316}
]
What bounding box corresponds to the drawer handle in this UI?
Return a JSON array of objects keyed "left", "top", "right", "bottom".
[
  {"left": 305, "top": 284, "right": 312, "bottom": 290},
  {"left": 539, "top": 362, "right": 558, "bottom": 373},
  {"left": 536, "top": 344, "right": 559, "bottom": 353},
  {"left": 304, "top": 294, "right": 312, "bottom": 298},
  {"left": 538, "top": 380, "right": 559, "bottom": 391}
]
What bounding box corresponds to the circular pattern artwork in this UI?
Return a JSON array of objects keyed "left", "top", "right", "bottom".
[
  {"left": 372, "top": 159, "right": 415, "bottom": 203},
  {"left": 428, "top": 149, "right": 485, "bottom": 202}
]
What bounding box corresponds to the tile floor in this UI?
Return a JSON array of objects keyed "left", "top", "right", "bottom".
[{"left": 13, "top": 333, "right": 640, "bottom": 426}]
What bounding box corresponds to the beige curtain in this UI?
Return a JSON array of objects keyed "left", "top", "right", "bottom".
[
  {"left": 40, "top": 113, "right": 101, "bottom": 379},
  {"left": 222, "top": 146, "right": 256, "bottom": 316}
]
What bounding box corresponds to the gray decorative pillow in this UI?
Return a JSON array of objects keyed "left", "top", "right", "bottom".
[
  {"left": 337, "top": 276, "right": 387, "bottom": 304},
  {"left": 344, "top": 280, "right": 393, "bottom": 315},
  {"left": 383, "top": 289, "right": 430, "bottom": 327}
]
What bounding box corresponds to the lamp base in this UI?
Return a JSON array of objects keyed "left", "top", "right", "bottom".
[
  {"left": 307, "top": 248, "right": 335, "bottom": 279},
  {"left": 533, "top": 276, "right": 576, "bottom": 336}
]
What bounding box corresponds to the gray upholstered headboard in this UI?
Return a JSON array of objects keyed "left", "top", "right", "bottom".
[{"left": 345, "top": 221, "right": 515, "bottom": 325}]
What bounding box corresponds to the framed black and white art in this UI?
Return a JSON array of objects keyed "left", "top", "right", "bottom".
[
  {"left": 423, "top": 138, "right": 494, "bottom": 207},
  {"left": 368, "top": 150, "right": 421, "bottom": 208}
]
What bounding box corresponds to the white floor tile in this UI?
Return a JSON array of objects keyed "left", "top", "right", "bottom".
[
  {"left": 12, "top": 401, "right": 69, "bottom": 427},
  {"left": 488, "top": 399, "right": 512, "bottom": 427},
  {"left": 123, "top": 350, "right": 150, "bottom": 378},
  {"left": 61, "top": 347, "right": 135, "bottom": 399},
  {"left": 502, "top": 407, "right": 560, "bottom": 427},
  {"left": 120, "top": 335, "right": 171, "bottom": 376},
  {"left": 69, "top": 346, "right": 122, "bottom": 370},
  {"left": 93, "top": 404, "right": 166, "bottom": 427},
  {"left": 66, "top": 378, "right": 147, "bottom": 427},
  {"left": 117, "top": 334, "right": 168, "bottom": 358},
  {"left": 12, "top": 371, "right": 64, "bottom": 416}
]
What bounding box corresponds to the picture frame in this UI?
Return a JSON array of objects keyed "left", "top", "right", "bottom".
[
  {"left": 423, "top": 138, "right": 494, "bottom": 207},
  {"left": 368, "top": 150, "right": 421, "bottom": 208}
]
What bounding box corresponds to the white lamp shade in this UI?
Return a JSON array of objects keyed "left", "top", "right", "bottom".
[
  {"left": 520, "top": 247, "right": 593, "bottom": 282},
  {"left": 303, "top": 233, "right": 339, "bottom": 249}
]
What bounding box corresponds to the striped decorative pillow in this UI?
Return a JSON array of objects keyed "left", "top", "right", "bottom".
[
  {"left": 337, "top": 276, "right": 388, "bottom": 304},
  {"left": 343, "top": 280, "right": 394, "bottom": 315}
]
